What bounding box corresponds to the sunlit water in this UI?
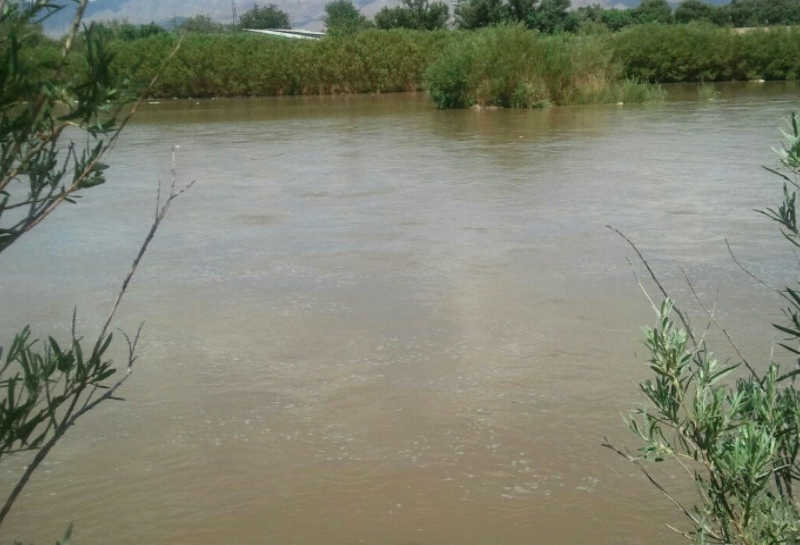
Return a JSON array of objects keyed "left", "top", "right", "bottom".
[{"left": 1, "top": 83, "right": 798, "bottom": 544}]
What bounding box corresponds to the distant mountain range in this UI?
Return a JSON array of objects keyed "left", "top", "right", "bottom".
[{"left": 42, "top": 0, "right": 732, "bottom": 33}]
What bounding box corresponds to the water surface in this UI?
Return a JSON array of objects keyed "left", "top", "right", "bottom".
[{"left": 1, "top": 83, "right": 798, "bottom": 545}]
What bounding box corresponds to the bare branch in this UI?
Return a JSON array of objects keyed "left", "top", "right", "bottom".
[
  {"left": 98, "top": 149, "right": 195, "bottom": 342},
  {"left": 602, "top": 437, "right": 724, "bottom": 542},
  {"left": 61, "top": 0, "right": 90, "bottom": 60},
  {"left": 681, "top": 268, "right": 759, "bottom": 379},
  {"left": 725, "top": 238, "right": 789, "bottom": 302},
  {"left": 607, "top": 225, "right": 698, "bottom": 348}
]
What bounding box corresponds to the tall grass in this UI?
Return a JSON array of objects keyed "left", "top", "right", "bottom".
[
  {"left": 31, "top": 23, "right": 800, "bottom": 106},
  {"left": 109, "top": 30, "right": 452, "bottom": 98},
  {"left": 424, "top": 26, "right": 664, "bottom": 108},
  {"left": 613, "top": 23, "right": 800, "bottom": 82}
]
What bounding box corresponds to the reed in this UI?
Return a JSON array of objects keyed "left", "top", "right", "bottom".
[
  {"left": 109, "top": 30, "right": 453, "bottom": 98},
  {"left": 613, "top": 23, "right": 800, "bottom": 82},
  {"left": 31, "top": 23, "right": 800, "bottom": 106},
  {"left": 424, "top": 26, "right": 664, "bottom": 108}
]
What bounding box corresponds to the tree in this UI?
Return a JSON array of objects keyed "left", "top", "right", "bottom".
[
  {"left": 180, "top": 14, "right": 225, "bottom": 33},
  {"left": 600, "top": 8, "right": 636, "bottom": 31},
  {"left": 674, "top": 0, "right": 715, "bottom": 24},
  {"left": 575, "top": 3, "right": 605, "bottom": 24},
  {"left": 375, "top": 0, "right": 449, "bottom": 30},
  {"left": 528, "top": 0, "right": 577, "bottom": 33},
  {"left": 607, "top": 114, "right": 800, "bottom": 544},
  {"left": 454, "top": 0, "right": 507, "bottom": 28},
  {"left": 91, "top": 20, "right": 165, "bottom": 41},
  {"left": 375, "top": 6, "right": 415, "bottom": 28},
  {"left": 239, "top": 3, "right": 290, "bottom": 29},
  {"left": 506, "top": 0, "right": 535, "bottom": 23},
  {"left": 0, "top": 0, "right": 188, "bottom": 533},
  {"left": 633, "top": 0, "right": 673, "bottom": 24},
  {"left": 324, "top": 0, "right": 370, "bottom": 35},
  {"left": 726, "top": 0, "right": 759, "bottom": 27}
]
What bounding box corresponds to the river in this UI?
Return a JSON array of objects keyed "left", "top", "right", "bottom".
[{"left": 0, "top": 82, "right": 798, "bottom": 544}]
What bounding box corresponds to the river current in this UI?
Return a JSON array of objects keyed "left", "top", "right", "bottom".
[{"left": 1, "top": 83, "right": 798, "bottom": 544}]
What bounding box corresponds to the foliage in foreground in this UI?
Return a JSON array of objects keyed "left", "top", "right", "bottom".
[
  {"left": 0, "top": 0, "right": 187, "bottom": 536},
  {"left": 609, "top": 117, "right": 800, "bottom": 544}
]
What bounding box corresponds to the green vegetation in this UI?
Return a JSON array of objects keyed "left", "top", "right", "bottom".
[
  {"left": 0, "top": 0, "right": 187, "bottom": 536},
  {"left": 90, "top": 19, "right": 165, "bottom": 41},
  {"left": 607, "top": 114, "right": 800, "bottom": 544},
  {"left": 17, "top": 0, "right": 800, "bottom": 108},
  {"left": 238, "top": 3, "right": 290, "bottom": 29},
  {"left": 375, "top": 0, "right": 450, "bottom": 30},
  {"left": 614, "top": 23, "right": 800, "bottom": 82},
  {"left": 423, "top": 25, "right": 663, "bottom": 108},
  {"left": 324, "top": 0, "right": 373, "bottom": 35},
  {"left": 453, "top": 0, "right": 577, "bottom": 32},
  {"left": 178, "top": 14, "right": 227, "bottom": 34},
  {"left": 109, "top": 29, "right": 449, "bottom": 96},
  {"left": 7, "top": 22, "right": 768, "bottom": 107},
  {"left": 575, "top": 0, "right": 800, "bottom": 31}
]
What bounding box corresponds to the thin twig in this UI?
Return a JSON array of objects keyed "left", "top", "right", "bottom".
[
  {"left": 725, "top": 238, "right": 789, "bottom": 303},
  {"left": 97, "top": 147, "right": 195, "bottom": 343},
  {"left": 602, "top": 438, "right": 724, "bottom": 542},
  {"left": 0, "top": 155, "right": 194, "bottom": 526},
  {"left": 665, "top": 522, "right": 694, "bottom": 542},
  {"left": 607, "top": 225, "right": 698, "bottom": 348},
  {"left": 626, "top": 257, "right": 659, "bottom": 315},
  {"left": 17, "top": 36, "right": 185, "bottom": 240},
  {"left": 681, "top": 268, "right": 759, "bottom": 379},
  {"left": 61, "top": 0, "right": 89, "bottom": 60}
]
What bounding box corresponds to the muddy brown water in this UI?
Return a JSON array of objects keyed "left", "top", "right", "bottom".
[{"left": 1, "top": 82, "right": 799, "bottom": 544}]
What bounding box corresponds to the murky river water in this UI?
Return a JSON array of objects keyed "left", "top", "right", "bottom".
[{"left": 1, "top": 83, "right": 799, "bottom": 544}]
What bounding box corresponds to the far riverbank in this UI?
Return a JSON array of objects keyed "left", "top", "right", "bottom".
[{"left": 41, "top": 23, "right": 800, "bottom": 107}]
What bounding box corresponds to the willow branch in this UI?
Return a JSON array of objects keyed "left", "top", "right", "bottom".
[
  {"left": 681, "top": 268, "right": 759, "bottom": 379},
  {"left": 15, "top": 36, "right": 185, "bottom": 241},
  {"left": 602, "top": 438, "right": 724, "bottom": 542},
  {"left": 97, "top": 147, "right": 195, "bottom": 343},
  {"left": 607, "top": 225, "right": 698, "bottom": 348}
]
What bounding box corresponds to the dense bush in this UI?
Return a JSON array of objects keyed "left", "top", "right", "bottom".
[
  {"left": 110, "top": 30, "right": 452, "bottom": 97},
  {"left": 424, "top": 25, "right": 664, "bottom": 108},
  {"left": 179, "top": 15, "right": 227, "bottom": 34},
  {"left": 41, "top": 23, "right": 800, "bottom": 104},
  {"left": 453, "top": 0, "right": 576, "bottom": 32},
  {"left": 238, "top": 3, "right": 290, "bottom": 29},
  {"left": 614, "top": 23, "right": 800, "bottom": 82},
  {"left": 324, "top": 0, "right": 372, "bottom": 35},
  {"left": 375, "top": 0, "right": 450, "bottom": 30}
]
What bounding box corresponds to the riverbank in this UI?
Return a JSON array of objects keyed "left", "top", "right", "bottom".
[{"left": 52, "top": 23, "right": 800, "bottom": 107}]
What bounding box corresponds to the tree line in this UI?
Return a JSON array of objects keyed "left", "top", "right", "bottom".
[{"left": 84, "top": 0, "right": 800, "bottom": 40}]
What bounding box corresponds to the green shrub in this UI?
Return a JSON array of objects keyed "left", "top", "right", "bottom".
[
  {"left": 109, "top": 29, "right": 451, "bottom": 98},
  {"left": 88, "top": 24, "right": 800, "bottom": 101},
  {"left": 614, "top": 23, "right": 800, "bottom": 83},
  {"left": 424, "top": 26, "right": 663, "bottom": 109},
  {"left": 609, "top": 115, "right": 800, "bottom": 544}
]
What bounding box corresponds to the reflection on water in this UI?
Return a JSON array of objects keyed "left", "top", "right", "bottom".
[{"left": 0, "top": 83, "right": 798, "bottom": 544}]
